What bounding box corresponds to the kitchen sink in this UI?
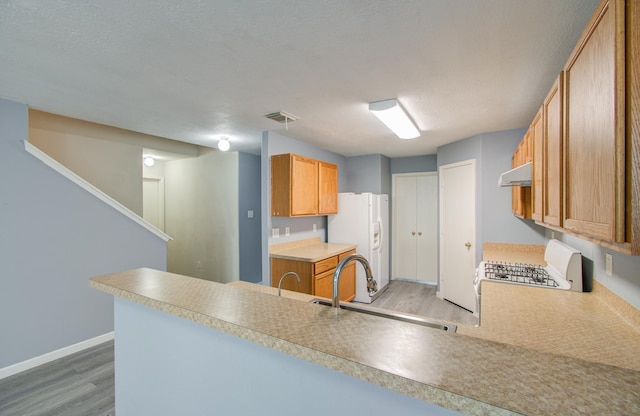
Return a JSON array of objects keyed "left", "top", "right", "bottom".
[{"left": 309, "top": 299, "right": 457, "bottom": 333}]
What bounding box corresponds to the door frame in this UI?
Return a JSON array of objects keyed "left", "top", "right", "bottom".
[
  {"left": 143, "top": 176, "right": 166, "bottom": 232},
  {"left": 438, "top": 159, "right": 476, "bottom": 308},
  {"left": 391, "top": 171, "right": 438, "bottom": 283}
]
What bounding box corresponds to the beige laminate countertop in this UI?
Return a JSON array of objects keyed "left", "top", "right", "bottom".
[
  {"left": 269, "top": 237, "right": 356, "bottom": 262},
  {"left": 90, "top": 268, "right": 640, "bottom": 416},
  {"left": 461, "top": 243, "right": 640, "bottom": 371}
]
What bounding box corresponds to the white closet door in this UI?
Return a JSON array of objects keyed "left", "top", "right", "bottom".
[
  {"left": 394, "top": 176, "right": 418, "bottom": 280},
  {"left": 392, "top": 173, "right": 437, "bottom": 283},
  {"left": 416, "top": 175, "right": 438, "bottom": 283}
]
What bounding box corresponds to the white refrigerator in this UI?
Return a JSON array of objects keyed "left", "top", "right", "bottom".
[{"left": 328, "top": 193, "right": 389, "bottom": 303}]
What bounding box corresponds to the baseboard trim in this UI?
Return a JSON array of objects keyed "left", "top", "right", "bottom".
[{"left": 0, "top": 332, "right": 114, "bottom": 380}]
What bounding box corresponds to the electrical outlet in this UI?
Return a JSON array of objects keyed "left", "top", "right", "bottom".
[
  {"left": 551, "top": 231, "right": 555, "bottom": 240},
  {"left": 247, "top": 210, "right": 254, "bottom": 219},
  {"left": 285, "top": 226, "right": 290, "bottom": 236},
  {"left": 196, "top": 260, "right": 203, "bottom": 271},
  {"left": 272, "top": 228, "right": 279, "bottom": 238},
  {"left": 605, "top": 253, "right": 613, "bottom": 276},
  {"left": 313, "top": 224, "right": 317, "bottom": 232}
]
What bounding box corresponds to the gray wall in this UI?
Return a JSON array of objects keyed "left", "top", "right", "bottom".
[
  {"left": 238, "top": 152, "right": 262, "bottom": 282},
  {"left": 261, "top": 131, "right": 347, "bottom": 285},
  {"left": 115, "top": 297, "right": 461, "bottom": 415},
  {"left": 390, "top": 155, "right": 438, "bottom": 174},
  {"left": 28, "top": 110, "right": 199, "bottom": 217},
  {"left": 437, "top": 129, "right": 545, "bottom": 264},
  {"left": 548, "top": 230, "right": 640, "bottom": 309},
  {"left": 0, "top": 98, "right": 166, "bottom": 368},
  {"left": 345, "top": 154, "right": 391, "bottom": 195},
  {"left": 164, "top": 148, "right": 239, "bottom": 283}
]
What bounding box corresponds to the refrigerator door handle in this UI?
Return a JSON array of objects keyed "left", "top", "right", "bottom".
[{"left": 374, "top": 216, "right": 384, "bottom": 252}]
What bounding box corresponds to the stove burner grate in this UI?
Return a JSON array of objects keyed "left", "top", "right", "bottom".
[{"left": 483, "top": 262, "right": 559, "bottom": 288}]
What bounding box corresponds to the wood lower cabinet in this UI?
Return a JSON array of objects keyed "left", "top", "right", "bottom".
[
  {"left": 271, "top": 154, "right": 338, "bottom": 217},
  {"left": 563, "top": 0, "right": 625, "bottom": 242},
  {"left": 271, "top": 249, "right": 356, "bottom": 301}
]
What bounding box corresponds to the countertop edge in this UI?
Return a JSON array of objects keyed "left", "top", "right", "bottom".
[
  {"left": 89, "top": 278, "right": 505, "bottom": 415},
  {"left": 269, "top": 243, "right": 357, "bottom": 262}
]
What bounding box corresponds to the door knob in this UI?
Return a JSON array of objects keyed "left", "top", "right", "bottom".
[
  {"left": 412, "top": 231, "right": 416, "bottom": 236},
  {"left": 418, "top": 232, "right": 422, "bottom": 236},
  {"left": 465, "top": 242, "right": 472, "bottom": 248}
]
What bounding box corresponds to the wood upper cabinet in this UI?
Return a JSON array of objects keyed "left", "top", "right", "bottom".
[
  {"left": 531, "top": 107, "right": 544, "bottom": 222},
  {"left": 542, "top": 73, "right": 564, "bottom": 227},
  {"left": 318, "top": 161, "right": 338, "bottom": 214},
  {"left": 271, "top": 154, "right": 338, "bottom": 217},
  {"left": 563, "top": 0, "right": 625, "bottom": 242},
  {"left": 512, "top": 131, "right": 532, "bottom": 219}
]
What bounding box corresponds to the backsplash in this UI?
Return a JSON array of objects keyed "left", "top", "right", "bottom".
[{"left": 547, "top": 229, "right": 640, "bottom": 310}]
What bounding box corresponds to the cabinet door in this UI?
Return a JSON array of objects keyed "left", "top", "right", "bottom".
[
  {"left": 512, "top": 133, "right": 532, "bottom": 219},
  {"left": 543, "top": 73, "right": 564, "bottom": 226},
  {"left": 531, "top": 108, "right": 544, "bottom": 222},
  {"left": 563, "top": 0, "right": 625, "bottom": 241},
  {"left": 270, "top": 258, "right": 313, "bottom": 294},
  {"left": 338, "top": 250, "right": 356, "bottom": 301},
  {"left": 314, "top": 268, "right": 334, "bottom": 299},
  {"left": 290, "top": 155, "right": 318, "bottom": 216},
  {"left": 318, "top": 161, "right": 338, "bottom": 214}
]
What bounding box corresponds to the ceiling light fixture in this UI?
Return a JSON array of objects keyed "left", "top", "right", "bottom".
[
  {"left": 368, "top": 99, "right": 420, "bottom": 139},
  {"left": 218, "top": 137, "right": 230, "bottom": 152},
  {"left": 143, "top": 156, "right": 155, "bottom": 167}
]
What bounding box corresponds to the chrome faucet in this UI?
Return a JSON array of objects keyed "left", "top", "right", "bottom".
[
  {"left": 332, "top": 254, "right": 377, "bottom": 308},
  {"left": 277, "top": 271, "right": 301, "bottom": 296}
]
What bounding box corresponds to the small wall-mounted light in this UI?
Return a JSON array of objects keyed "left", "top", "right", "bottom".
[
  {"left": 218, "top": 137, "right": 230, "bottom": 152},
  {"left": 369, "top": 99, "right": 420, "bottom": 139},
  {"left": 143, "top": 156, "right": 155, "bottom": 167}
]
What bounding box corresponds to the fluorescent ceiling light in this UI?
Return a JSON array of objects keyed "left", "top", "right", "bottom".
[
  {"left": 218, "top": 138, "right": 230, "bottom": 152},
  {"left": 369, "top": 99, "right": 419, "bottom": 139}
]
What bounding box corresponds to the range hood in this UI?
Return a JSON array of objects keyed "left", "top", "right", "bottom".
[{"left": 498, "top": 162, "right": 532, "bottom": 187}]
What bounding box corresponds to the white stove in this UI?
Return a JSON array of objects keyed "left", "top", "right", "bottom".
[{"left": 473, "top": 239, "right": 583, "bottom": 317}]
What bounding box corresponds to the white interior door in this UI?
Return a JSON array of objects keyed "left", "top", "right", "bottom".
[
  {"left": 393, "top": 176, "right": 417, "bottom": 279},
  {"left": 143, "top": 177, "right": 165, "bottom": 231},
  {"left": 416, "top": 175, "right": 437, "bottom": 284},
  {"left": 439, "top": 160, "right": 476, "bottom": 312}
]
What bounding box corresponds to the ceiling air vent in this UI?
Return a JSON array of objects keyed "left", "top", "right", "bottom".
[{"left": 264, "top": 111, "right": 299, "bottom": 124}]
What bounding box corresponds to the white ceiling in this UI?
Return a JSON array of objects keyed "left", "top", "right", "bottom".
[{"left": 0, "top": 0, "right": 598, "bottom": 158}]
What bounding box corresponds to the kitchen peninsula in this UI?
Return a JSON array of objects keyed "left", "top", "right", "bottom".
[{"left": 90, "top": 268, "right": 639, "bottom": 415}]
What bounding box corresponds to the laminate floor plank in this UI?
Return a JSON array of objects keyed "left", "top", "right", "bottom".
[
  {"left": 371, "top": 280, "right": 477, "bottom": 326},
  {"left": 0, "top": 340, "right": 115, "bottom": 416}
]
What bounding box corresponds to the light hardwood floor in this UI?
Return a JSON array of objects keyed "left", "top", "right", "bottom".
[
  {"left": 371, "top": 279, "right": 478, "bottom": 326},
  {"left": 0, "top": 340, "right": 115, "bottom": 416}
]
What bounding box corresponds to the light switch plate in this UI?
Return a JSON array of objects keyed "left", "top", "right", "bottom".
[
  {"left": 247, "top": 210, "right": 254, "bottom": 219},
  {"left": 605, "top": 253, "right": 613, "bottom": 276}
]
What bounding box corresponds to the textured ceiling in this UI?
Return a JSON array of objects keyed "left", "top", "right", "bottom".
[{"left": 0, "top": 0, "right": 599, "bottom": 157}]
